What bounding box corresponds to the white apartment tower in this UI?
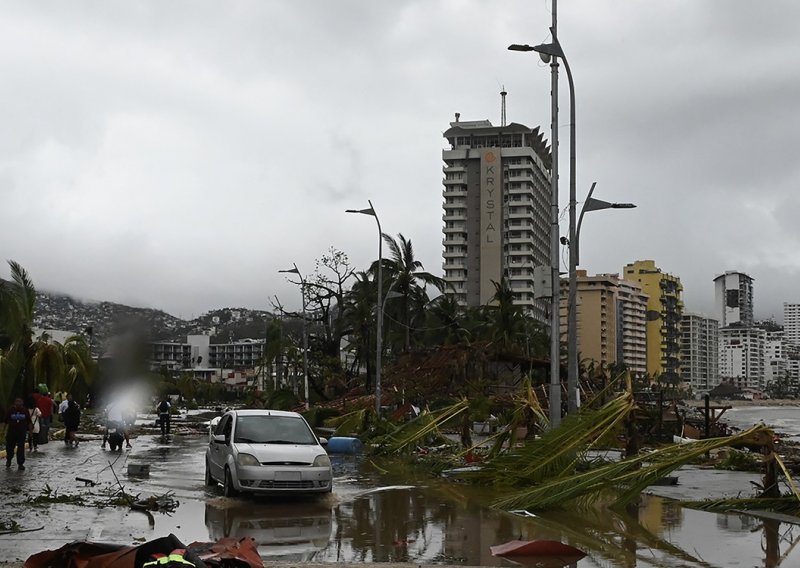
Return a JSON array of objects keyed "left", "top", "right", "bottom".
[
  {"left": 680, "top": 313, "right": 720, "bottom": 394},
  {"left": 765, "top": 330, "right": 788, "bottom": 388},
  {"left": 784, "top": 303, "right": 800, "bottom": 346},
  {"left": 714, "top": 271, "right": 754, "bottom": 327},
  {"left": 442, "top": 117, "right": 551, "bottom": 321},
  {"left": 718, "top": 326, "right": 766, "bottom": 390}
]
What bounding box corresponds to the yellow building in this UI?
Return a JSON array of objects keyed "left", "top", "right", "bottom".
[{"left": 622, "top": 260, "right": 684, "bottom": 382}]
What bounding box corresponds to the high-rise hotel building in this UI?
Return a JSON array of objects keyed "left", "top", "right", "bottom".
[
  {"left": 714, "top": 271, "right": 754, "bottom": 327},
  {"left": 442, "top": 117, "right": 551, "bottom": 321},
  {"left": 784, "top": 303, "right": 800, "bottom": 346}
]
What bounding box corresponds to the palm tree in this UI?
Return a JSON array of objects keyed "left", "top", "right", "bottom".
[
  {"left": 342, "top": 271, "right": 376, "bottom": 391},
  {"left": 0, "top": 261, "right": 37, "bottom": 404},
  {"left": 476, "top": 279, "right": 529, "bottom": 352},
  {"left": 31, "top": 334, "right": 95, "bottom": 399},
  {"left": 420, "top": 294, "right": 472, "bottom": 346},
  {"left": 376, "top": 233, "right": 446, "bottom": 351}
]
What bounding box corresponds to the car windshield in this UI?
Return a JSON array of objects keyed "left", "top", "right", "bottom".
[{"left": 234, "top": 415, "right": 318, "bottom": 445}]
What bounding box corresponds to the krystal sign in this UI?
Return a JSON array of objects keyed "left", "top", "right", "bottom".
[{"left": 479, "top": 149, "right": 502, "bottom": 304}]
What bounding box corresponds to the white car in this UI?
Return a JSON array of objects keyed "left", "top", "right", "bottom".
[{"left": 205, "top": 409, "right": 332, "bottom": 497}]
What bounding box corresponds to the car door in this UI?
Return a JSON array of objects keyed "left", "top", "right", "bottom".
[{"left": 210, "top": 414, "right": 231, "bottom": 479}]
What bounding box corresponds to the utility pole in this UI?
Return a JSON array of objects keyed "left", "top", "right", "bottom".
[{"left": 548, "top": 0, "right": 562, "bottom": 427}]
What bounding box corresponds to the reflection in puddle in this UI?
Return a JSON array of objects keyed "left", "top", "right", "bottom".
[
  {"left": 204, "top": 499, "right": 332, "bottom": 558},
  {"left": 126, "top": 437, "right": 800, "bottom": 566}
]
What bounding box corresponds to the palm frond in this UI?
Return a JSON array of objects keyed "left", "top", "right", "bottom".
[
  {"left": 325, "top": 408, "right": 367, "bottom": 436},
  {"left": 684, "top": 496, "right": 800, "bottom": 515},
  {"left": 374, "top": 399, "right": 469, "bottom": 455},
  {"left": 8, "top": 260, "right": 36, "bottom": 322},
  {"left": 472, "top": 393, "right": 633, "bottom": 486},
  {"left": 582, "top": 369, "right": 629, "bottom": 408},
  {"left": 493, "top": 424, "right": 771, "bottom": 511}
]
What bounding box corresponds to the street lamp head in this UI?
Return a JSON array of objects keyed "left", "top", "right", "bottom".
[
  {"left": 508, "top": 44, "right": 535, "bottom": 52},
  {"left": 278, "top": 268, "right": 300, "bottom": 275},
  {"left": 509, "top": 40, "right": 563, "bottom": 64},
  {"left": 345, "top": 207, "right": 376, "bottom": 217},
  {"left": 583, "top": 197, "right": 638, "bottom": 213}
]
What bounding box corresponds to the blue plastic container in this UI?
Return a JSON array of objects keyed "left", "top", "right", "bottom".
[{"left": 326, "top": 436, "right": 364, "bottom": 455}]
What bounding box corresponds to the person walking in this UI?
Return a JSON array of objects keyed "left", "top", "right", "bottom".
[
  {"left": 58, "top": 394, "right": 71, "bottom": 446},
  {"left": 157, "top": 396, "right": 171, "bottom": 437},
  {"left": 4, "top": 397, "right": 32, "bottom": 470},
  {"left": 35, "top": 391, "right": 54, "bottom": 444},
  {"left": 58, "top": 394, "right": 71, "bottom": 425},
  {"left": 63, "top": 399, "right": 81, "bottom": 447},
  {"left": 26, "top": 397, "right": 42, "bottom": 453}
]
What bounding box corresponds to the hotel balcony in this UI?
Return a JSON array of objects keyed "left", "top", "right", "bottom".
[
  {"left": 443, "top": 211, "right": 467, "bottom": 222},
  {"left": 442, "top": 236, "right": 467, "bottom": 246}
]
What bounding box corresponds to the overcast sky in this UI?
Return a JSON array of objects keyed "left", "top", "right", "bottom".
[{"left": 2, "top": 1, "right": 799, "bottom": 321}]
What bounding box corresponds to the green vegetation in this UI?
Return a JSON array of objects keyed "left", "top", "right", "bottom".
[
  {"left": 1, "top": 261, "right": 95, "bottom": 405},
  {"left": 713, "top": 448, "right": 761, "bottom": 472}
]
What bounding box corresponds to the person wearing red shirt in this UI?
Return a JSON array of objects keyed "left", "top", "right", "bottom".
[{"left": 36, "top": 391, "right": 55, "bottom": 443}]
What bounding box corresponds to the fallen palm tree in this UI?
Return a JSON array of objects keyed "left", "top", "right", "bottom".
[
  {"left": 492, "top": 424, "right": 780, "bottom": 511},
  {"left": 371, "top": 399, "right": 469, "bottom": 455},
  {"left": 467, "top": 392, "right": 635, "bottom": 487},
  {"left": 325, "top": 407, "right": 368, "bottom": 437}
]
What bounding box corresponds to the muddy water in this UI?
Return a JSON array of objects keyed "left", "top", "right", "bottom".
[
  {"left": 120, "top": 435, "right": 800, "bottom": 567},
  {"left": 4, "top": 430, "right": 798, "bottom": 567}
]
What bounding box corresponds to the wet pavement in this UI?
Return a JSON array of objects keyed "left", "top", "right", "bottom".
[{"left": 2, "top": 430, "right": 800, "bottom": 567}]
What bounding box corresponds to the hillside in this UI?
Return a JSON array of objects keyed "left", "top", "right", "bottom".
[{"left": 30, "top": 289, "right": 274, "bottom": 351}]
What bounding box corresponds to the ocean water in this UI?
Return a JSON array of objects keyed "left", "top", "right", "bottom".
[{"left": 724, "top": 405, "right": 800, "bottom": 440}]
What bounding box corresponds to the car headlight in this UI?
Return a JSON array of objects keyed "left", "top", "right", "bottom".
[
  {"left": 313, "top": 454, "right": 331, "bottom": 468},
  {"left": 237, "top": 453, "right": 260, "bottom": 467}
]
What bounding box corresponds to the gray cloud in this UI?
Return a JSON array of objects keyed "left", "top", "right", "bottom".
[{"left": 2, "top": 0, "right": 800, "bottom": 321}]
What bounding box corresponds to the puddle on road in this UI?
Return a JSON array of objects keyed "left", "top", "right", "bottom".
[
  {"left": 5, "top": 434, "right": 800, "bottom": 567},
  {"left": 147, "top": 449, "right": 800, "bottom": 567}
]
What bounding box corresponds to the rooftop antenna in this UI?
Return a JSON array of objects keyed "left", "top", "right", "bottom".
[{"left": 500, "top": 86, "right": 507, "bottom": 127}]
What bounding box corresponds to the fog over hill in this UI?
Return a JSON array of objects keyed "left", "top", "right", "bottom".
[{"left": 29, "top": 286, "right": 275, "bottom": 351}]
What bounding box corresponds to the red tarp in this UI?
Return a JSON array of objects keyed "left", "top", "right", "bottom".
[{"left": 490, "top": 539, "right": 586, "bottom": 567}]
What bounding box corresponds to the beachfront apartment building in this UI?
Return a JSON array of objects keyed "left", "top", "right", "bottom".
[
  {"left": 680, "top": 313, "right": 720, "bottom": 394},
  {"left": 718, "top": 326, "right": 767, "bottom": 390},
  {"left": 784, "top": 303, "right": 800, "bottom": 346},
  {"left": 559, "top": 271, "right": 648, "bottom": 376},
  {"left": 442, "top": 116, "right": 551, "bottom": 322},
  {"left": 623, "top": 260, "right": 683, "bottom": 382}
]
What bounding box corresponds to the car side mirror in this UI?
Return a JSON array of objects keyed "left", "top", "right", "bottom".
[
  {"left": 318, "top": 437, "right": 328, "bottom": 447},
  {"left": 213, "top": 434, "right": 227, "bottom": 444}
]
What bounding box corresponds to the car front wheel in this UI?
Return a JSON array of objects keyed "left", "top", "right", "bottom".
[{"left": 223, "top": 467, "right": 238, "bottom": 498}]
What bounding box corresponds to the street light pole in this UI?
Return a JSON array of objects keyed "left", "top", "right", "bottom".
[
  {"left": 509, "top": 27, "right": 580, "bottom": 422},
  {"left": 278, "top": 264, "right": 309, "bottom": 410},
  {"left": 509, "top": 19, "right": 562, "bottom": 427},
  {"left": 567, "top": 182, "right": 636, "bottom": 391},
  {"left": 547, "top": 28, "right": 562, "bottom": 428},
  {"left": 562, "top": 42, "right": 579, "bottom": 416},
  {"left": 345, "top": 200, "right": 383, "bottom": 416}
]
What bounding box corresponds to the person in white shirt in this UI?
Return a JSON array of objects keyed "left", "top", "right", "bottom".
[{"left": 58, "top": 394, "right": 71, "bottom": 419}]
